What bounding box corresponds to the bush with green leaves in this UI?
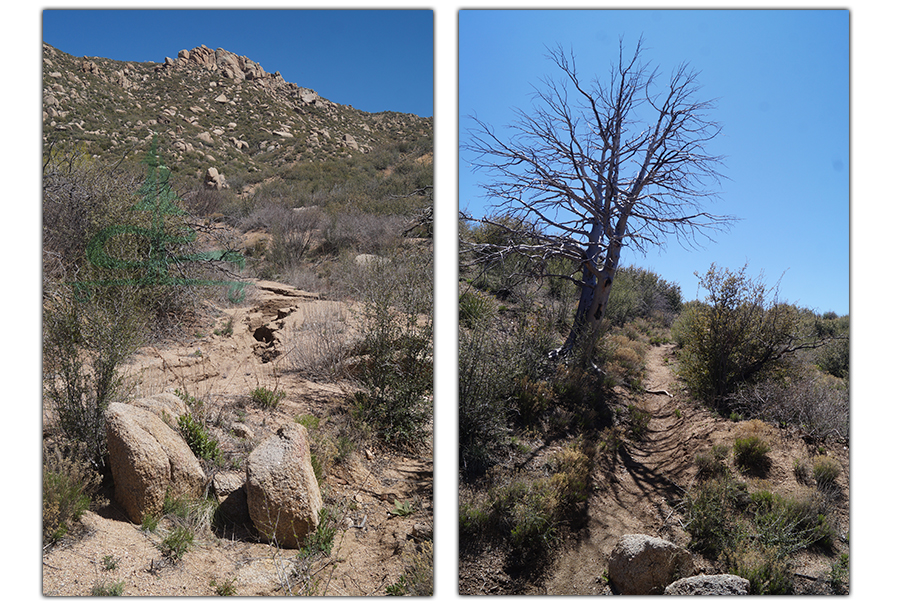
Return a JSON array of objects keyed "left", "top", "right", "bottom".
[
  {"left": 251, "top": 386, "right": 286, "bottom": 409},
  {"left": 350, "top": 248, "right": 433, "bottom": 450},
  {"left": 42, "top": 443, "right": 101, "bottom": 544},
  {"left": 605, "top": 265, "right": 683, "bottom": 327},
  {"left": 733, "top": 435, "right": 771, "bottom": 474},
  {"left": 726, "top": 365, "right": 849, "bottom": 443},
  {"left": 460, "top": 444, "right": 590, "bottom": 564},
  {"left": 178, "top": 412, "right": 223, "bottom": 465},
  {"left": 675, "top": 264, "right": 816, "bottom": 410},
  {"left": 458, "top": 310, "right": 559, "bottom": 475},
  {"left": 681, "top": 476, "right": 836, "bottom": 594}
]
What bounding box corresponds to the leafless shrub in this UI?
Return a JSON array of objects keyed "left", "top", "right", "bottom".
[
  {"left": 320, "top": 209, "right": 405, "bottom": 255},
  {"left": 728, "top": 366, "right": 849, "bottom": 443},
  {"left": 284, "top": 303, "right": 353, "bottom": 382}
]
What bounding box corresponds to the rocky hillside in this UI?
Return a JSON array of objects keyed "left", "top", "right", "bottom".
[{"left": 41, "top": 42, "right": 432, "bottom": 194}]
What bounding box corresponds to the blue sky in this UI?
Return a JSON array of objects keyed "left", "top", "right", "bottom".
[
  {"left": 460, "top": 9, "right": 849, "bottom": 315},
  {"left": 42, "top": 9, "right": 434, "bottom": 117}
]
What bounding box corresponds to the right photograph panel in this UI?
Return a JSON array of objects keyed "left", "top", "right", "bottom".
[{"left": 458, "top": 9, "right": 850, "bottom": 596}]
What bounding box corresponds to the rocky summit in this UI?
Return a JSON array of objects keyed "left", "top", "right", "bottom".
[{"left": 41, "top": 42, "right": 432, "bottom": 193}]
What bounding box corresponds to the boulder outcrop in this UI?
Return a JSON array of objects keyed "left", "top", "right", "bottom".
[
  {"left": 664, "top": 574, "right": 751, "bottom": 595},
  {"left": 246, "top": 423, "right": 323, "bottom": 548},
  {"left": 105, "top": 402, "right": 205, "bottom": 524},
  {"left": 608, "top": 534, "right": 694, "bottom": 595}
]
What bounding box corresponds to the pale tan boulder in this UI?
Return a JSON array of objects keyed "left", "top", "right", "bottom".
[
  {"left": 106, "top": 402, "right": 205, "bottom": 524},
  {"left": 130, "top": 392, "right": 189, "bottom": 428},
  {"left": 608, "top": 534, "right": 694, "bottom": 595},
  {"left": 246, "top": 423, "right": 322, "bottom": 548}
]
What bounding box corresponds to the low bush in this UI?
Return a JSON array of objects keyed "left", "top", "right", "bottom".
[
  {"left": 178, "top": 412, "right": 223, "bottom": 465},
  {"left": 161, "top": 526, "right": 194, "bottom": 560},
  {"left": 350, "top": 249, "right": 433, "bottom": 450},
  {"left": 251, "top": 386, "right": 286, "bottom": 410},
  {"left": 733, "top": 435, "right": 771, "bottom": 474},
  {"left": 42, "top": 444, "right": 101, "bottom": 544},
  {"left": 682, "top": 477, "right": 836, "bottom": 594},
  {"left": 459, "top": 442, "right": 591, "bottom": 560},
  {"left": 812, "top": 455, "right": 842, "bottom": 491}
]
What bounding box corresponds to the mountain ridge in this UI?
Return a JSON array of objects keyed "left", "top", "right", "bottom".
[{"left": 42, "top": 42, "right": 432, "bottom": 194}]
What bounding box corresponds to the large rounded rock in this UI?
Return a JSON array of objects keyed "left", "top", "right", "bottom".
[
  {"left": 130, "top": 392, "right": 189, "bottom": 427},
  {"left": 106, "top": 402, "right": 205, "bottom": 524},
  {"left": 246, "top": 423, "right": 323, "bottom": 548},
  {"left": 608, "top": 534, "right": 694, "bottom": 595},
  {"left": 664, "top": 574, "right": 751, "bottom": 595}
]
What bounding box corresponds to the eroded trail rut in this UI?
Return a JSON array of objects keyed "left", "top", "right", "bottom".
[{"left": 542, "top": 343, "right": 726, "bottom": 594}]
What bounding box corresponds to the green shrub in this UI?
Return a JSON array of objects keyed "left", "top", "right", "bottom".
[
  {"left": 161, "top": 526, "right": 194, "bottom": 560},
  {"left": 178, "top": 412, "right": 223, "bottom": 464},
  {"left": 459, "top": 443, "right": 590, "bottom": 560},
  {"left": 733, "top": 436, "right": 771, "bottom": 474},
  {"left": 675, "top": 264, "right": 805, "bottom": 410},
  {"left": 90, "top": 580, "right": 125, "bottom": 596},
  {"left": 459, "top": 291, "right": 495, "bottom": 328},
  {"left": 694, "top": 446, "right": 730, "bottom": 479},
  {"left": 351, "top": 250, "right": 433, "bottom": 450},
  {"left": 42, "top": 445, "right": 101, "bottom": 544},
  {"left": 210, "top": 577, "right": 237, "bottom": 596},
  {"left": 299, "top": 507, "right": 338, "bottom": 558},
  {"left": 386, "top": 540, "right": 433, "bottom": 596},
  {"left": 251, "top": 386, "right": 286, "bottom": 409},
  {"left": 681, "top": 477, "right": 745, "bottom": 557},
  {"left": 812, "top": 455, "right": 841, "bottom": 490}
]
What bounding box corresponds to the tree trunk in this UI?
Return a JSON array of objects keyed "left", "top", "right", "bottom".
[{"left": 554, "top": 223, "right": 625, "bottom": 364}]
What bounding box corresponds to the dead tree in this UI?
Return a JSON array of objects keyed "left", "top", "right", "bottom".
[{"left": 461, "top": 38, "right": 734, "bottom": 363}]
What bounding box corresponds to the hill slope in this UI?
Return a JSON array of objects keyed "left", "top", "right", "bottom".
[{"left": 42, "top": 42, "right": 432, "bottom": 194}]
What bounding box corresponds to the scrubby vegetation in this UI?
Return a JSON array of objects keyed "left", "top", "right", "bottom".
[
  {"left": 43, "top": 66, "right": 433, "bottom": 593},
  {"left": 459, "top": 218, "right": 849, "bottom": 595}
]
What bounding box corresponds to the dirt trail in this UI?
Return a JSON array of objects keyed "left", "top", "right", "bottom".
[{"left": 542, "top": 343, "right": 727, "bottom": 594}]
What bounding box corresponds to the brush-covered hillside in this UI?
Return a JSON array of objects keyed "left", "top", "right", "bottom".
[{"left": 42, "top": 42, "right": 433, "bottom": 596}]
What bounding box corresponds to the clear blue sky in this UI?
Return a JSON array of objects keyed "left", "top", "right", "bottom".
[
  {"left": 42, "top": 9, "right": 434, "bottom": 117},
  {"left": 460, "top": 9, "right": 849, "bottom": 315}
]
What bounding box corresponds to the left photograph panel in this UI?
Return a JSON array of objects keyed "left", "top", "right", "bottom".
[{"left": 41, "top": 8, "right": 434, "bottom": 597}]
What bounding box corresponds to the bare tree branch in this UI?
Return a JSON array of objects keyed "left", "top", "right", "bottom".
[{"left": 461, "top": 38, "right": 735, "bottom": 362}]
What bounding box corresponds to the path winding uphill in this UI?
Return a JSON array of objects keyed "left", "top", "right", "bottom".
[
  {"left": 542, "top": 343, "right": 723, "bottom": 594},
  {"left": 539, "top": 342, "right": 850, "bottom": 594}
]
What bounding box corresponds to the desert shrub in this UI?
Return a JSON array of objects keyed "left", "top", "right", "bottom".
[
  {"left": 299, "top": 507, "right": 339, "bottom": 558},
  {"left": 726, "top": 544, "right": 794, "bottom": 595},
  {"left": 605, "top": 265, "right": 682, "bottom": 327},
  {"left": 43, "top": 283, "right": 146, "bottom": 469},
  {"left": 681, "top": 477, "right": 746, "bottom": 557},
  {"left": 694, "top": 446, "right": 730, "bottom": 479},
  {"left": 675, "top": 264, "right": 814, "bottom": 410},
  {"left": 459, "top": 311, "right": 559, "bottom": 475},
  {"left": 682, "top": 476, "right": 835, "bottom": 593},
  {"left": 239, "top": 201, "right": 322, "bottom": 277},
  {"left": 161, "top": 526, "right": 194, "bottom": 560},
  {"left": 458, "top": 290, "right": 495, "bottom": 329},
  {"left": 749, "top": 489, "right": 833, "bottom": 554},
  {"left": 598, "top": 333, "right": 647, "bottom": 391},
  {"left": 828, "top": 553, "right": 850, "bottom": 594},
  {"left": 386, "top": 540, "right": 434, "bottom": 596},
  {"left": 350, "top": 249, "right": 433, "bottom": 450},
  {"left": 320, "top": 209, "right": 406, "bottom": 255},
  {"left": 285, "top": 302, "right": 352, "bottom": 382},
  {"left": 250, "top": 386, "right": 286, "bottom": 409},
  {"left": 90, "top": 580, "right": 125, "bottom": 596},
  {"left": 460, "top": 443, "right": 590, "bottom": 560},
  {"left": 812, "top": 455, "right": 842, "bottom": 491},
  {"left": 42, "top": 444, "right": 101, "bottom": 544},
  {"left": 733, "top": 435, "right": 771, "bottom": 474},
  {"left": 727, "top": 365, "right": 849, "bottom": 443},
  {"left": 178, "top": 412, "right": 223, "bottom": 465}
]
